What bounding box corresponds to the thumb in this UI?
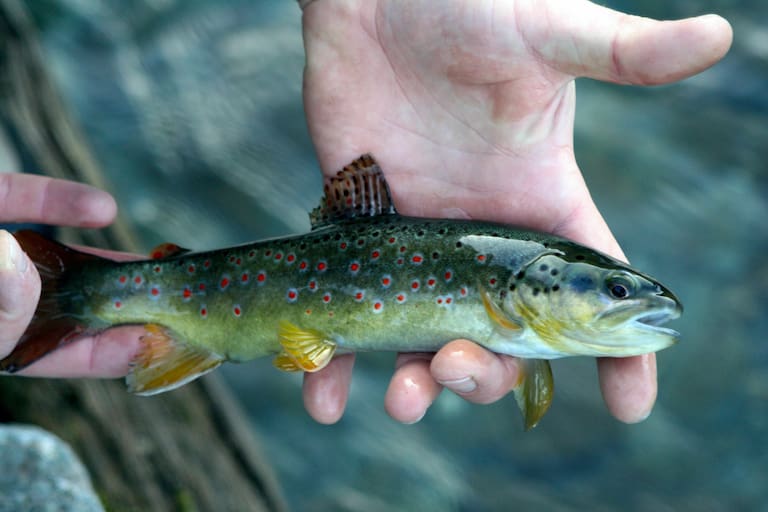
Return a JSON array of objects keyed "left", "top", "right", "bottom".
[
  {"left": 0, "top": 230, "right": 40, "bottom": 359},
  {"left": 525, "top": 1, "right": 733, "bottom": 85}
]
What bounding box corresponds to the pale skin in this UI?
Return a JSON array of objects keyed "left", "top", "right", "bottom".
[{"left": 0, "top": 0, "right": 731, "bottom": 426}]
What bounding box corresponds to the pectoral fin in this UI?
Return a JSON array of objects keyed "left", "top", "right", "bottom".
[
  {"left": 274, "top": 321, "right": 336, "bottom": 372},
  {"left": 513, "top": 359, "right": 554, "bottom": 431},
  {"left": 127, "top": 324, "right": 224, "bottom": 395},
  {"left": 480, "top": 285, "right": 523, "bottom": 333}
]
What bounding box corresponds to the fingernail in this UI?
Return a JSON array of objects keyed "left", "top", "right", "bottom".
[
  {"left": 402, "top": 410, "right": 427, "bottom": 425},
  {"left": 0, "top": 231, "right": 26, "bottom": 273},
  {"left": 439, "top": 376, "right": 477, "bottom": 394}
]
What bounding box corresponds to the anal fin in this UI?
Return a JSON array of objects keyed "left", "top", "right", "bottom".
[
  {"left": 273, "top": 321, "right": 336, "bottom": 372},
  {"left": 127, "top": 324, "right": 224, "bottom": 395},
  {"left": 513, "top": 359, "right": 554, "bottom": 431}
]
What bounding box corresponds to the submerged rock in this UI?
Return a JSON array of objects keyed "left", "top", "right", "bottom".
[{"left": 0, "top": 425, "right": 104, "bottom": 512}]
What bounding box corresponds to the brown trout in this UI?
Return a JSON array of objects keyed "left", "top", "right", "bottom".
[{"left": 0, "top": 155, "right": 682, "bottom": 429}]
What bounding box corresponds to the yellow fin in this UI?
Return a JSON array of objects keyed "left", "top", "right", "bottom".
[
  {"left": 126, "top": 324, "right": 224, "bottom": 395},
  {"left": 480, "top": 286, "right": 523, "bottom": 332},
  {"left": 273, "top": 352, "right": 302, "bottom": 372},
  {"left": 513, "top": 359, "right": 554, "bottom": 431},
  {"left": 276, "top": 321, "right": 336, "bottom": 372}
]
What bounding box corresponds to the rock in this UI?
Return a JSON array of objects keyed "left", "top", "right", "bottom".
[{"left": 0, "top": 425, "right": 104, "bottom": 512}]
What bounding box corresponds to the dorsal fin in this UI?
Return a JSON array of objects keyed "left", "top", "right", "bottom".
[{"left": 309, "top": 154, "right": 397, "bottom": 230}]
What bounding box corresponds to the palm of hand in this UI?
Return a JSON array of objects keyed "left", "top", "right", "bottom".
[
  {"left": 300, "top": 0, "right": 732, "bottom": 424},
  {"left": 304, "top": 1, "right": 588, "bottom": 235}
]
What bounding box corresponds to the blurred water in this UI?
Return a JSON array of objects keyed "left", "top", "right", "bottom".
[{"left": 15, "top": 0, "right": 768, "bottom": 510}]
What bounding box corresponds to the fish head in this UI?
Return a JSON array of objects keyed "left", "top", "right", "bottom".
[{"left": 504, "top": 253, "right": 682, "bottom": 357}]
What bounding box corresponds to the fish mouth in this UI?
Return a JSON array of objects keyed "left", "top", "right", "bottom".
[{"left": 597, "top": 296, "right": 682, "bottom": 340}]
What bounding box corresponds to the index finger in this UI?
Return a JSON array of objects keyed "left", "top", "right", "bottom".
[{"left": 0, "top": 174, "right": 117, "bottom": 227}]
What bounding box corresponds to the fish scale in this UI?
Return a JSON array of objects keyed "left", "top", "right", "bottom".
[{"left": 0, "top": 154, "right": 682, "bottom": 430}]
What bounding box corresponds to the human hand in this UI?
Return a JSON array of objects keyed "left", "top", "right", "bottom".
[
  {"left": 0, "top": 174, "right": 142, "bottom": 377},
  {"left": 299, "top": 0, "right": 732, "bottom": 424}
]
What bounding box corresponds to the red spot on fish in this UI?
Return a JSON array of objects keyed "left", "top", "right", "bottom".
[
  {"left": 357, "top": 239, "right": 365, "bottom": 247},
  {"left": 299, "top": 260, "right": 308, "bottom": 272},
  {"left": 446, "top": 296, "right": 453, "bottom": 304},
  {"left": 323, "top": 293, "right": 332, "bottom": 304},
  {"left": 387, "top": 237, "right": 396, "bottom": 244},
  {"left": 339, "top": 241, "right": 348, "bottom": 250},
  {"left": 198, "top": 283, "right": 206, "bottom": 292},
  {"left": 274, "top": 252, "right": 283, "bottom": 262},
  {"left": 372, "top": 300, "right": 383, "bottom": 313},
  {"left": 354, "top": 290, "right": 365, "bottom": 302},
  {"left": 316, "top": 260, "right": 328, "bottom": 272},
  {"left": 308, "top": 279, "right": 318, "bottom": 291},
  {"left": 118, "top": 275, "right": 127, "bottom": 285},
  {"left": 396, "top": 258, "right": 405, "bottom": 266},
  {"left": 349, "top": 261, "right": 361, "bottom": 274},
  {"left": 220, "top": 276, "right": 230, "bottom": 290},
  {"left": 187, "top": 264, "right": 196, "bottom": 275},
  {"left": 287, "top": 288, "right": 299, "bottom": 303},
  {"left": 396, "top": 293, "right": 406, "bottom": 304},
  {"left": 489, "top": 277, "right": 497, "bottom": 287},
  {"left": 411, "top": 253, "right": 424, "bottom": 265},
  {"left": 248, "top": 250, "right": 257, "bottom": 259},
  {"left": 426, "top": 277, "right": 437, "bottom": 289},
  {"left": 153, "top": 265, "right": 162, "bottom": 274},
  {"left": 183, "top": 287, "right": 193, "bottom": 300},
  {"left": 241, "top": 272, "right": 250, "bottom": 284},
  {"left": 200, "top": 306, "right": 208, "bottom": 318},
  {"left": 233, "top": 305, "right": 242, "bottom": 317},
  {"left": 264, "top": 249, "right": 273, "bottom": 257},
  {"left": 203, "top": 260, "right": 212, "bottom": 269},
  {"left": 229, "top": 256, "right": 236, "bottom": 264},
  {"left": 371, "top": 249, "right": 381, "bottom": 260},
  {"left": 114, "top": 300, "right": 122, "bottom": 309},
  {"left": 444, "top": 270, "right": 454, "bottom": 282},
  {"left": 236, "top": 258, "right": 242, "bottom": 266},
  {"left": 411, "top": 279, "right": 420, "bottom": 291},
  {"left": 399, "top": 246, "right": 407, "bottom": 253},
  {"left": 286, "top": 253, "right": 296, "bottom": 264},
  {"left": 381, "top": 275, "right": 392, "bottom": 288},
  {"left": 476, "top": 254, "right": 487, "bottom": 263},
  {"left": 150, "top": 286, "right": 160, "bottom": 297},
  {"left": 134, "top": 275, "right": 143, "bottom": 286},
  {"left": 437, "top": 297, "right": 443, "bottom": 305},
  {"left": 460, "top": 286, "right": 468, "bottom": 297},
  {"left": 257, "top": 271, "right": 267, "bottom": 284}
]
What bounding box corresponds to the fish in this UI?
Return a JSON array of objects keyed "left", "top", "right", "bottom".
[{"left": 0, "top": 155, "right": 682, "bottom": 429}]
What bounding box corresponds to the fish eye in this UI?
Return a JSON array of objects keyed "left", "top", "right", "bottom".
[{"left": 606, "top": 274, "right": 635, "bottom": 300}]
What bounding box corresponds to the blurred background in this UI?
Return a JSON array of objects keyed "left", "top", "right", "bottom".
[{"left": 2, "top": 1, "right": 766, "bottom": 510}]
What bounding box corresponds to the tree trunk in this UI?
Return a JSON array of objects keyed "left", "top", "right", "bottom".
[{"left": 0, "top": 1, "right": 287, "bottom": 510}]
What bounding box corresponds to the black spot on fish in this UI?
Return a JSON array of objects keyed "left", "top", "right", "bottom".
[
  {"left": 372, "top": 231, "right": 380, "bottom": 238},
  {"left": 575, "top": 254, "right": 586, "bottom": 261},
  {"left": 532, "top": 288, "right": 540, "bottom": 296},
  {"left": 516, "top": 271, "right": 525, "bottom": 280},
  {"left": 417, "top": 230, "right": 425, "bottom": 237},
  {"left": 550, "top": 269, "right": 559, "bottom": 276},
  {"left": 438, "top": 228, "right": 446, "bottom": 235},
  {"left": 334, "top": 233, "right": 342, "bottom": 240},
  {"left": 432, "top": 251, "right": 440, "bottom": 260},
  {"left": 509, "top": 284, "right": 517, "bottom": 291},
  {"left": 552, "top": 284, "right": 560, "bottom": 292},
  {"left": 570, "top": 276, "right": 594, "bottom": 292},
  {"left": 539, "top": 264, "right": 549, "bottom": 272},
  {"left": 455, "top": 241, "right": 463, "bottom": 248}
]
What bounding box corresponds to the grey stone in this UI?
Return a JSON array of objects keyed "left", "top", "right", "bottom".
[{"left": 0, "top": 425, "right": 104, "bottom": 512}]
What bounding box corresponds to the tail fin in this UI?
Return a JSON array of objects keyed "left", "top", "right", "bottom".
[{"left": 0, "top": 230, "right": 105, "bottom": 373}]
